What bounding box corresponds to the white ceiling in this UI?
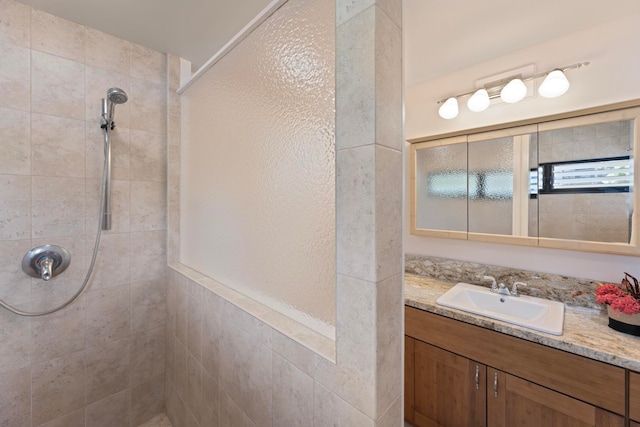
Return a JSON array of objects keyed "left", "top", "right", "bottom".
[
  {"left": 14, "top": 0, "right": 273, "bottom": 72},
  {"left": 14, "top": 0, "right": 640, "bottom": 82}
]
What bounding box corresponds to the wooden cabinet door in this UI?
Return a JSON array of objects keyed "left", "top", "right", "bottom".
[
  {"left": 413, "top": 340, "right": 486, "bottom": 427},
  {"left": 405, "top": 336, "right": 415, "bottom": 424},
  {"left": 487, "top": 368, "right": 624, "bottom": 427},
  {"left": 630, "top": 371, "right": 640, "bottom": 423}
]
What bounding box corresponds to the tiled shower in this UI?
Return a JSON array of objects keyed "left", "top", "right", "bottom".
[{"left": 0, "top": 1, "right": 167, "bottom": 424}]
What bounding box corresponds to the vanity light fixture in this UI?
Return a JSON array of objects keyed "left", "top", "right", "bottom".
[{"left": 437, "top": 62, "right": 589, "bottom": 119}]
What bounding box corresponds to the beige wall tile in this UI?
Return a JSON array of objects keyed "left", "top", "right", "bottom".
[
  {"left": 165, "top": 325, "right": 176, "bottom": 385},
  {"left": 200, "top": 367, "right": 220, "bottom": 426},
  {"left": 314, "top": 381, "right": 373, "bottom": 427},
  {"left": 130, "top": 78, "right": 167, "bottom": 134},
  {"left": 375, "top": 146, "right": 403, "bottom": 281},
  {"left": 31, "top": 9, "right": 85, "bottom": 62},
  {"left": 186, "top": 352, "right": 203, "bottom": 423},
  {"left": 336, "top": 7, "right": 374, "bottom": 151},
  {"left": 85, "top": 389, "right": 131, "bottom": 427},
  {"left": 85, "top": 28, "right": 130, "bottom": 75},
  {"left": 85, "top": 286, "right": 130, "bottom": 347},
  {"left": 0, "top": 175, "right": 30, "bottom": 240},
  {"left": 130, "top": 325, "right": 165, "bottom": 386},
  {"left": 130, "top": 230, "right": 167, "bottom": 283},
  {"left": 130, "top": 129, "right": 167, "bottom": 182},
  {"left": 32, "top": 351, "right": 85, "bottom": 426},
  {"left": 0, "top": 43, "right": 30, "bottom": 111},
  {"left": 374, "top": 11, "right": 402, "bottom": 151},
  {"left": 0, "top": 107, "right": 30, "bottom": 174},
  {"left": 0, "top": 367, "right": 31, "bottom": 427},
  {"left": 175, "top": 279, "right": 188, "bottom": 345},
  {"left": 88, "top": 233, "right": 131, "bottom": 289},
  {"left": 31, "top": 176, "right": 84, "bottom": 238},
  {"left": 272, "top": 329, "right": 315, "bottom": 378},
  {"left": 31, "top": 296, "right": 85, "bottom": 364},
  {"left": 0, "top": 240, "right": 32, "bottom": 308},
  {"left": 31, "top": 51, "right": 85, "bottom": 120},
  {"left": 174, "top": 337, "right": 188, "bottom": 402},
  {"left": 167, "top": 54, "right": 181, "bottom": 91},
  {"left": 219, "top": 321, "right": 272, "bottom": 425},
  {"left": 130, "top": 279, "right": 166, "bottom": 334},
  {"left": 166, "top": 383, "right": 188, "bottom": 427},
  {"left": 31, "top": 113, "right": 85, "bottom": 177},
  {"left": 375, "top": 395, "right": 401, "bottom": 426},
  {"left": 38, "top": 409, "right": 85, "bottom": 427},
  {"left": 186, "top": 282, "right": 202, "bottom": 360},
  {"left": 315, "top": 274, "right": 376, "bottom": 417},
  {"left": 336, "top": 145, "right": 376, "bottom": 281},
  {"left": 131, "top": 43, "right": 166, "bottom": 85},
  {"left": 220, "top": 390, "right": 256, "bottom": 427},
  {"left": 273, "top": 353, "right": 314, "bottom": 426},
  {"left": 131, "top": 374, "right": 166, "bottom": 426},
  {"left": 201, "top": 290, "right": 222, "bottom": 377},
  {"left": 0, "top": 310, "right": 30, "bottom": 374},
  {"left": 131, "top": 181, "right": 167, "bottom": 232},
  {"left": 0, "top": 0, "right": 30, "bottom": 47},
  {"left": 375, "top": 274, "right": 402, "bottom": 418},
  {"left": 85, "top": 337, "right": 131, "bottom": 404}
]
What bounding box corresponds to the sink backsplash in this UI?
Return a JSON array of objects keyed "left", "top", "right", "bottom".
[{"left": 405, "top": 253, "right": 604, "bottom": 310}]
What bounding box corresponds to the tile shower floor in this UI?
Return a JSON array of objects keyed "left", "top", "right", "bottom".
[{"left": 138, "top": 413, "right": 173, "bottom": 426}]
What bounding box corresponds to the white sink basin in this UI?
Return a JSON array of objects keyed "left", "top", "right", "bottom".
[{"left": 436, "top": 282, "right": 565, "bottom": 335}]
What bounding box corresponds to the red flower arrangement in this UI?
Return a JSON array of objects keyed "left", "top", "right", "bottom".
[{"left": 596, "top": 272, "right": 640, "bottom": 315}]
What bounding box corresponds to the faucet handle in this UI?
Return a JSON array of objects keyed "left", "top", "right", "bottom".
[
  {"left": 511, "top": 282, "right": 527, "bottom": 297},
  {"left": 483, "top": 275, "right": 498, "bottom": 290}
]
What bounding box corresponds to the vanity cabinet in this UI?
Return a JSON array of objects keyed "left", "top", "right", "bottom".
[{"left": 405, "top": 307, "right": 626, "bottom": 426}]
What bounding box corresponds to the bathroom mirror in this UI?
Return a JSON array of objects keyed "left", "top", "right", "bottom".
[{"left": 410, "top": 102, "right": 640, "bottom": 255}]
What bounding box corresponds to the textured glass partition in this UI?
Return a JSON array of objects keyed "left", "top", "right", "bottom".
[
  {"left": 180, "top": 0, "right": 335, "bottom": 336},
  {"left": 415, "top": 142, "right": 468, "bottom": 232},
  {"left": 468, "top": 137, "right": 514, "bottom": 235}
]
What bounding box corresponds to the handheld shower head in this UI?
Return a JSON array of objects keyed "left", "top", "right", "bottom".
[
  {"left": 102, "top": 87, "right": 128, "bottom": 124},
  {"left": 107, "top": 87, "right": 128, "bottom": 105}
]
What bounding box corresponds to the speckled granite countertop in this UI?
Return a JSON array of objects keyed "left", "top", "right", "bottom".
[{"left": 405, "top": 273, "right": 640, "bottom": 372}]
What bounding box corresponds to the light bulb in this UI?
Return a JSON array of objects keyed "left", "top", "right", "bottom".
[
  {"left": 500, "top": 78, "right": 527, "bottom": 103},
  {"left": 467, "top": 89, "right": 490, "bottom": 112},
  {"left": 538, "top": 69, "right": 570, "bottom": 98},
  {"left": 438, "top": 97, "right": 459, "bottom": 119}
]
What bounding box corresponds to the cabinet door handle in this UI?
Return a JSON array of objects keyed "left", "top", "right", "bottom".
[
  {"left": 493, "top": 372, "right": 498, "bottom": 398},
  {"left": 475, "top": 365, "right": 480, "bottom": 390}
]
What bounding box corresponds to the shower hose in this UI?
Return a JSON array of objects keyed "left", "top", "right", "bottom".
[{"left": 0, "top": 126, "right": 111, "bottom": 316}]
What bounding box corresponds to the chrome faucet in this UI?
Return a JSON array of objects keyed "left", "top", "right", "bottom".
[
  {"left": 511, "top": 281, "right": 528, "bottom": 297},
  {"left": 483, "top": 276, "right": 503, "bottom": 294},
  {"left": 483, "top": 276, "right": 525, "bottom": 296}
]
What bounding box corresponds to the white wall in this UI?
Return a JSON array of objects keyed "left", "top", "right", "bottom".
[
  {"left": 405, "top": 13, "right": 640, "bottom": 139},
  {"left": 405, "top": 13, "right": 640, "bottom": 282}
]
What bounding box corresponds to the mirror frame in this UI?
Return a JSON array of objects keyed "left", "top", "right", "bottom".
[{"left": 409, "top": 100, "right": 640, "bottom": 256}]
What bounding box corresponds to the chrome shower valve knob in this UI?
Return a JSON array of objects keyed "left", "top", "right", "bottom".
[{"left": 22, "top": 245, "right": 71, "bottom": 281}]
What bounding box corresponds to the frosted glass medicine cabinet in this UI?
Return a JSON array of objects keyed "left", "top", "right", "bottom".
[{"left": 409, "top": 101, "right": 640, "bottom": 256}]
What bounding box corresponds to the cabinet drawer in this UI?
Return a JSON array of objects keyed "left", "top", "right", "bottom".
[
  {"left": 405, "top": 306, "right": 626, "bottom": 415},
  {"left": 631, "top": 371, "right": 640, "bottom": 422}
]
